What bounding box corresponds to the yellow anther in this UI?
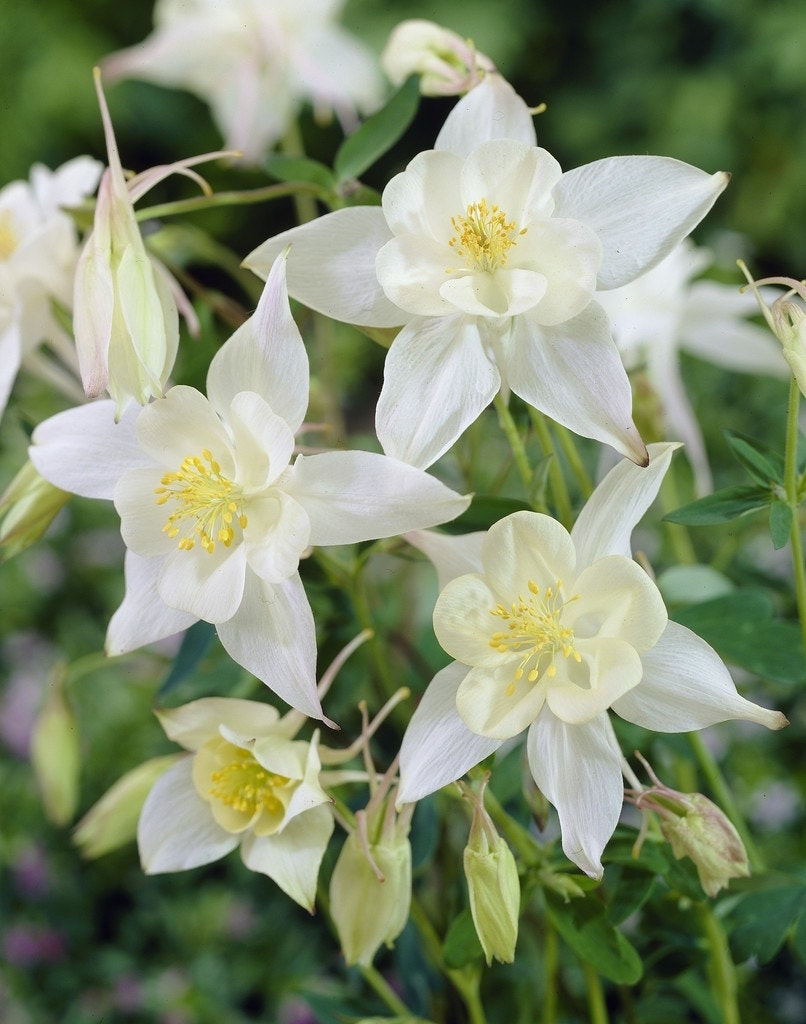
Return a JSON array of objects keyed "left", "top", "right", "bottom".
[
  {"left": 448, "top": 198, "right": 526, "bottom": 273},
  {"left": 209, "top": 754, "right": 291, "bottom": 819},
  {"left": 156, "top": 449, "right": 248, "bottom": 554}
]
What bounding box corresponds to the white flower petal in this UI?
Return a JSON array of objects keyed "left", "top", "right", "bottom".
[
  {"left": 30, "top": 400, "right": 145, "bottom": 499},
  {"left": 158, "top": 543, "right": 247, "bottom": 623},
  {"left": 216, "top": 571, "right": 325, "bottom": 722},
  {"left": 244, "top": 490, "right": 310, "bottom": 583},
  {"left": 376, "top": 234, "right": 457, "bottom": 317},
  {"left": 135, "top": 385, "right": 235, "bottom": 473},
  {"left": 570, "top": 555, "right": 667, "bottom": 650},
  {"left": 240, "top": 803, "right": 334, "bottom": 910},
  {"left": 115, "top": 467, "right": 177, "bottom": 558},
  {"left": 227, "top": 392, "right": 296, "bottom": 488},
  {"left": 613, "top": 621, "right": 789, "bottom": 732},
  {"left": 545, "top": 636, "right": 643, "bottom": 725},
  {"left": 405, "top": 528, "right": 485, "bottom": 589},
  {"left": 553, "top": 156, "right": 729, "bottom": 290},
  {"left": 106, "top": 552, "right": 197, "bottom": 655},
  {"left": 157, "top": 697, "right": 281, "bottom": 752},
  {"left": 571, "top": 441, "right": 679, "bottom": 569},
  {"left": 457, "top": 660, "right": 548, "bottom": 738},
  {"left": 526, "top": 710, "right": 624, "bottom": 878},
  {"left": 285, "top": 449, "right": 470, "bottom": 544},
  {"left": 376, "top": 314, "right": 500, "bottom": 469},
  {"left": 434, "top": 573, "right": 506, "bottom": 668},
  {"left": 398, "top": 661, "right": 502, "bottom": 803},
  {"left": 460, "top": 141, "right": 559, "bottom": 223},
  {"left": 381, "top": 148, "right": 463, "bottom": 239},
  {"left": 207, "top": 252, "right": 310, "bottom": 431},
  {"left": 243, "top": 208, "right": 405, "bottom": 327},
  {"left": 138, "top": 758, "right": 238, "bottom": 873},
  {"left": 435, "top": 75, "right": 537, "bottom": 155},
  {"left": 483, "top": 511, "right": 577, "bottom": 601},
  {"left": 504, "top": 305, "right": 648, "bottom": 466}
]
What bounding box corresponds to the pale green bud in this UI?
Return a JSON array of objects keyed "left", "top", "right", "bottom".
[
  {"left": 329, "top": 816, "right": 412, "bottom": 966},
  {"left": 773, "top": 298, "right": 806, "bottom": 398},
  {"left": 0, "top": 461, "right": 69, "bottom": 559},
  {"left": 464, "top": 834, "right": 519, "bottom": 965},
  {"left": 30, "top": 667, "right": 80, "bottom": 826},
  {"left": 658, "top": 792, "right": 750, "bottom": 898},
  {"left": 73, "top": 754, "right": 181, "bottom": 858}
]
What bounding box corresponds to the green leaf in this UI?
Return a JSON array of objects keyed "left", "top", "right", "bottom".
[
  {"left": 769, "top": 499, "right": 793, "bottom": 549},
  {"left": 728, "top": 887, "right": 806, "bottom": 964},
  {"left": 545, "top": 891, "right": 643, "bottom": 984},
  {"left": 262, "top": 154, "right": 334, "bottom": 190},
  {"left": 334, "top": 76, "right": 421, "bottom": 182},
  {"left": 158, "top": 620, "right": 216, "bottom": 697},
  {"left": 664, "top": 484, "right": 771, "bottom": 526},
  {"left": 673, "top": 590, "right": 806, "bottom": 684},
  {"left": 441, "top": 495, "right": 531, "bottom": 534},
  {"left": 723, "top": 429, "right": 785, "bottom": 486},
  {"left": 442, "top": 908, "right": 484, "bottom": 969}
]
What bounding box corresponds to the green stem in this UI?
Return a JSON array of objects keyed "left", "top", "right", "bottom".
[
  {"left": 358, "top": 964, "right": 412, "bottom": 1017},
  {"left": 554, "top": 422, "right": 593, "bottom": 498},
  {"left": 784, "top": 377, "right": 806, "bottom": 656},
  {"left": 409, "top": 899, "right": 488, "bottom": 1024},
  {"left": 697, "top": 903, "right": 741, "bottom": 1024},
  {"left": 477, "top": 784, "right": 543, "bottom": 867},
  {"left": 583, "top": 961, "right": 609, "bottom": 1024},
  {"left": 543, "top": 915, "right": 558, "bottom": 1024},
  {"left": 280, "top": 119, "right": 320, "bottom": 226},
  {"left": 136, "top": 181, "right": 327, "bottom": 222},
  {"left": 659, "top": 463, "right": 698, "bottom": 566},
  {"left": 494, "top": 393, "right": 533, "bottom": 493},
  {"left": 528, "top": 408, "right": 573, "bottom": 528},
  {"left": 686, "top": 730, "right": 763, "bottom": 871}
]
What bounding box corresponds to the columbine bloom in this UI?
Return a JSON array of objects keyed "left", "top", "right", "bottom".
[
  {"left": 137, "top": 697, "right": 333, "bottom": 909},
  {"left": 381, "top": 19, "right": 495, "bottom": 96},
  {"left": 596, "top": 240, "right": 787, "bottom": 493},
  {"left": 75, "top": 69, "right": 228, "bottom": 418},
  {"left": 0, "top": 156, "right": 102, "bottom": 419},
  {"left": 102, "top": 0, "right": 383, "bottom": 164},
  {"left": 398, "top": 442, "right": 787, "bottom": 877},
  {"left": 246, "top": 75, "right": 729, "bottom": 469},
  {"left": 30, "top": 254, "right": 469, "bottom": 721}
]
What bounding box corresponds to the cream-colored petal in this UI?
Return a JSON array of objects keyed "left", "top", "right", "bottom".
[
  {"left": 545, "top": 636, "right": 643, "bottom": 725},
  {"left": 456, "top": 661, "right": 547, "bottom": 739},
  {"left": 433, "top": 573, "right": 506, "bottom": 667},
  {"left": 481, "top": 511, "right": 576, "bottom": 602},
  {"left": 568, "top": 555, "right": 667, "bottom": 651}
]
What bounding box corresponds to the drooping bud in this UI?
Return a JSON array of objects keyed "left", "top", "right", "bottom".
[
  {"left": 461, "top": 777, "right": 519, "bottom": 965},
  {"left": 73, "top": 754, "right": 181, "bottom": 858},
  {"left": 0, "top": 460, "right": 69, "bottom": 559},
  {"left": 773, "top": 297, "right": 806, "bottom": 397},
  {"left": 30, "top": 666, "right": 81, "bottom": 826},
  {"left": 329, "top": 793, "right": 412, "bottom": 966},
  {"left": 381, "top": 20, "right": 495, "bottom": 97}
]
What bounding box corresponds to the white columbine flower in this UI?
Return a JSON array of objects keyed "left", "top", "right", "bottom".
[
  {"left": 381, "top": 19, "right": 495, "bottom": 96},
  {"left": 138, "top": 697, "right": 333, "bottom": 910},
  {"left": 398, "top": 442, "right": 787, "bottom": 877},
  {"left": 0, "top": 155, "right": 103, "bottom": 419},
  {"left": 596, "top": 240, "right": 788, "bottom": 494},
  {"left": 102, "top": 0, "right": 383, "bottom": 164},
  {"left": 30, "top": 254, "right": 469, "bottom": 721},
  {"left": 246, "top": 75, "right": 729, "bottom": 470}
]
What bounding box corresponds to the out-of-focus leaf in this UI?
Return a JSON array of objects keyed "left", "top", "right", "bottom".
[
  {"left": 442, "top": 908, "right": 484, "bottom": 969},
  {"left": 724, "top": 429, "right": 785, "bottom": 486},
  {"left": 334, "top": 76, "right": 420, "bottom": 182},
  {"left": 664, "top": 484, "right": 770, "bottom": 525},
  {"left": 545, "top": 890, "right": 643, "bottom": 984},
  {"left": 769, "top": 499, "right": 793, "bottom": 549},
  {"left": 263, "top": 154, "right": 335, "bottom": 190},
  {"left": 728, "top": 886, "right": 806, "bottom": 964},
  {"left": 158, "top": 620, "right": 216, "bottom": 697}
]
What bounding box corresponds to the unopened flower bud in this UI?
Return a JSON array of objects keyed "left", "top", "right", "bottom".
[
  {"left": 381, "top": 20, "right": 495, "bottom": 96},
  {"left": 773, "top": 298, "right": 806, "bottom": 397},
  {"left": 30, "top": 667, "right": 80, "bottom": 826},
  {"left": 329, "top": 800, "right": 412, "bottom": 966},
  {"left": 0, "top": 461, "right": 69, "bottom": 559},
  {"left": 73, "top": 754, "right": 181, "bottom": 858}
]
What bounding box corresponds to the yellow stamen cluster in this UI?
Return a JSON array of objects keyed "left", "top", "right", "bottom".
[
  {"left": 490, "top": 579, "right": 581, "bottom": 696},
  {"left": 0, "top": 210, "right": 19, "bottom": 260},
  {"left": 448, "top": 198, "right": 526, "bottom": 273},
  {"left": 209, "top": 753, "right": 290, "bottom": 818},
  {"left": 155, "top": 449, "right": 248, "bottom": 554}
]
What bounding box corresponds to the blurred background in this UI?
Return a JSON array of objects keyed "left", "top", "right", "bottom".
[{"left": 1, "top": 1, "right": 805, "bottom": 1021}]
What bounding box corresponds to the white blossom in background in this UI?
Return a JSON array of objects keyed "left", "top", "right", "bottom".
[
  {"left": 30, "top": 254, "right": 469, "bottom": 722},
  {"left": 596, "top": 240, "right": 788, "bottom": 493},
  {"left": 102, "top": 0, "right": 384, "bottom": 164},
  {"left": 247, "top": 75, "right": 729, "bottom": 470},
  {"left": 0, "top": 156, "right": 102, "bottom": 420},
  {"left": 381, "top": 19, "right": 495, "bottom": 96},
  {"left": 398, "top": 443, "right": 788, "bottom": 878},
  {"left": 138, "top": 697, "right": 334, "bottom": 909}
]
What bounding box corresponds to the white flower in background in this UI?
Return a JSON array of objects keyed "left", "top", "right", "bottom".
[
  {"left": 246, "top": 75, "right": 729, "bottom": 470},
  {"left": 596, "top": 240, "right": 788, "bottom": 494},
  {"left": 30, "top": 254, "right": 469, "bottom": 721},
  {"left": 102, "top": 0, "right": 383, "bottom": 164},
  {"left": 138, "top": 697, "right": 333, "bottom": 909},
  {"left": 381, "top": 19, "right": 495, "bottom": 96},
  {"left": 0, "top": 155, "right": 102, "bottom": 420},
  {"left": 75, "top": 69, "right": 229, "bottom": 418},
  {"left": 398, "top": 443, "right": 787, "bottom": 877}
]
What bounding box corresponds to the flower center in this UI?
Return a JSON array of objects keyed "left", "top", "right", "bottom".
[
  {"left": 0, "top": 210, "right": 19, "bottom": 260},
  {"left": 155, "top": 449, "right": 248, "bottom": 554},
  {"left": 489, "top": 579, "right": 581, "bottom": 695},
  {"left": 209, "top": 752, "right": 291, "bottom": 818},
  {"left": 448, "top": 198, "right": 526, "bottom": 273}
]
